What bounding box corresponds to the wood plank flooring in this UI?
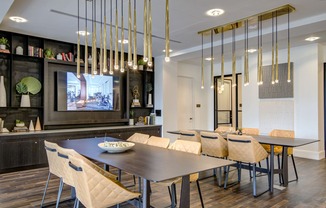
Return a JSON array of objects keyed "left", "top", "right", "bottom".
[{"left": 0, "top": 157, "right": 325, "bottom": 208}]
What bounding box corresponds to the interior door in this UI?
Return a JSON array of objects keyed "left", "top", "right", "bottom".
[{"left": 178, "top": 76, "right": 194, "bottom": 130}]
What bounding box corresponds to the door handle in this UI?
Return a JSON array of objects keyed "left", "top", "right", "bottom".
[{"left": 189, "top": 118, "right": 193, "bottom": 120}]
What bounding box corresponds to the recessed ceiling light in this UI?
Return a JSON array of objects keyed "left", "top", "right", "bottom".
[
  {"left": 205, "top": 57, "right": 214, "bottom": 61},
  {"left": 162, "top": 49, "right": 173, "bottom": 52},
  {"left": 9, "top": 16, "right": 27, "bottom": 23},
  {"left": 206, "top": 8, "right": 224, "bottom": 17},
  {"left": 76, "top": 31, "right": 90, "bottom": 36},
  {"left": 305, "top": 37, "right": 320, "bottom": 42},
  {"left": 247, "top": 49, "right": 257, "bottom": 53},
  {"left": 118, "top": 39, "right": 128, "bottom": 44}
]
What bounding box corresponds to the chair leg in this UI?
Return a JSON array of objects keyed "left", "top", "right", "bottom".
[
  {"left": 133, "top": 175, "right": 137, "bottom": 185},
  {"left": 249, "top": 163, "right": 252, "bottom": 179},
  {"left": 252, "top": 164, "right": 257, "bottom": 197},
  {"left": 266, "top": 157, "right": 271, "bottom": 190},
  {"left": 118, "top": 169, "right": 122, "bottom": 181},
  {"left": 138, "top": 177, "right": 142, "bottom": 193},
  {"left": 56, "top": 178, "right": 64, "bottom": 208},
  {"left": 218, "top": 167, "right": 222, "bottom": 187},
  {"left": 171, "top": 183, "right": 177, "bottom": 208},
  {"left": 238, "top": 162, "right": 242, "bottom": 182},
  {"left": 291, "top": 155, "right": 299, "bottom": 181},
  {"left": 40, "top": 172, "right": 51, "bottom": 207},
  {"left": 73, "top": 198, "right": 79, "bottom": 208},
  {"left": 196, "top": 180, "right": 204, "bottom": 208},
  {"left": 224, "top": 166, "right": 230, "bottom": 189}
]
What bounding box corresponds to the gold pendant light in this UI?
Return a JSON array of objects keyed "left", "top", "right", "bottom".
[
  {"left": 109, "top": 0, "right": 114, "bottom": 75},
  {"left": 220, "top": 28, "right": 224, "bottom": 91},
  {"left": 244, "top": 19, "right": 249, "bottom": 86},
  {"left": 147, "top": 0, "right": 153, "bottom": 67},
  {"left": 91, "top": 0, "right": 97, "bottom": 77},
  {"left": 77, "top": 0, "right": 81, "bottom": 78},
  {"left": 210, "top": 30, "right": 214, "bottom": 89},
  {"left": 165, "top": 0, "right": 170, "bottom": 62},
  {"left": 99, "top": 0, "right": 103, "bottom": 76},
  {"left": 143, "top": 0, "right": 148, "bottom": 62},
  {"left": 271, "top": 12, "right": 275, "bottom": 84},
  {"left": 232, "top": 28, "right": 236, "bottom": 87},
  {"left": 287, "top": 8, "right": 291, "bottom": 83},
  {"left": 120, "top": 0, "right": 125, "bottom": 73},
  {"left": 103, "top": 0, "right": 107, "bottom": 73},
  {"left": 114, "top": 0, "right": 119, "bottom": 70},
  {"left": 132, "top": 0, "right": 138, "bottom": 70},
  {"left": 201, "top": 34, "right": 204, "bottom": 89},
  {"left": 127, "top": 0, "right": 132, "bottom": 67},
  {"left": 275, "top": 11, "right": 279, "bottom": 83},
  {"left": 84, "top": 0, "right": 88, "bottom": 75}
]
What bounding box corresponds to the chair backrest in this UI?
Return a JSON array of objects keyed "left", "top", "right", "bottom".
[
  {"left": 127, "top": 133, "right": 150, "bottom": 144},
  {"left": 227, "top": 134, "right": 268, "bottom": 163},
  {"left": 68, "top": 153, "right": 140, "bottom": 208},
  {"left": 242, "top": 128, "right": 260, "bottom": 135},
  {"left": 215, "top": 126, "right": 236, "bottom": 133},
  {"left": 200, "top": 131, "right": 228, "bottom": 158},
  {"left": 179, "top": 130, "right": 201, "bottom": 142},
  {"left": 147, "top": 136, "right": 170, "bottom": 148},
  {"left": 44, "top": 140, "right": 63, "bottom": 178},
  {"left": 168, "top": 140, "right": 201, "bottom": 182},
  {"left": 269, "top": 129, "right": 295, "bottom": 154}
]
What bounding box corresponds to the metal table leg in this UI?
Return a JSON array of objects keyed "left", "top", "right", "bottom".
[
  {"left": 270, "top": 144, "right": 274, "bottom": 193},
  {"left": 179, "top": 175, "right": 190, "bottom": 208},
  {"left": 142, "top": 179, "right": 150, "bottom": 208},
  {"left": 282, "top": 147, "right": 289, "bottom": 186}
]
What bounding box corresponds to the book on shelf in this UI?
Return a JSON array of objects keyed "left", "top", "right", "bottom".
[{"left": 13, "top": 126, "right": 28, "bottom": 132}]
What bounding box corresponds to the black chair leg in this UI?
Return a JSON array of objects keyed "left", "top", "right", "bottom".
[
  {"left": 249, "top": 163, "right": 252, "bottom": 179},
  {"left": 291, "top": 155, "right": 299, "bottom": 181},
  {"left": 196, "top": 180, "right": 204, "bottom": 208}
]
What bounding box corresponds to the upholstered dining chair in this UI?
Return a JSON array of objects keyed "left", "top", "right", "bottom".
[
  {"left": 147, "top": 136, "right": 170, "bottom": 148},
  {"left": 214, "top": 126, "right": 236, "bottom": 133},
  {"left": 179, "top": 130, "right": 201, "bottom": 142},
  {"left": 41, "top": 140, "right": 70, "bottom": 208},
  {"left": 268, "top": 129, "right": 298, "bottom": 183},
  {"left": 224, "top": 134, "right": 270, "bottom": 197},
  {"left": 68, "top": 152, "right": 140, "bottom": 208},
  {"left": 126, "top": 132, "right": 150, "bottom": 144},
  {"left": 156, "top": 140, "right": 204, "bottom": 208},
  {"left": 242, "top": 128, "right": 260, "bottom": 135}
]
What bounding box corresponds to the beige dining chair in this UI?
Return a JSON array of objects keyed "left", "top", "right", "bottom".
[
  {"left": 127, "top": 132, "right": 150, "bottom": 144},
  {"left": 41, "top": 140, "right": 69, "bottom": 208},
  {"left": 214, "top": 125, "right": 236, "bottom": 133},
  {"left": 147, "top": 136, "right": 170, "bottom": 148},
  {"left": 224, "top": 134, "right": 270, "bottom": 197},
  {"left": 242, "top": 128, "right": 259, "bottom": 135},
  {"left": 68, "top": 152, "right": 140, "bottom": 208},
  {"left": 268, "top": 129, "right": 298, "bottom": 183},
  {"left": 156, "top": 140, "right": 204, "bottom": 208},
  {"left": 179, "top": 130, "right": 201, "bottom": 142}
]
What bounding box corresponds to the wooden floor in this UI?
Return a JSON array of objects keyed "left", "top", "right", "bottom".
[{"left": 0, "top": 157, "right": 325, "bottom": 208}]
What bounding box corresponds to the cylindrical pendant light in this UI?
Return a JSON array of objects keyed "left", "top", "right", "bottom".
[
  {"left": 127, "top": 0, "right": 133, "bottom": 67},
  {"left": 133, "top": 0, "right": 138, "bottom": 69},
  {"left": 77, "top": 0, "right": 81, "bottom": 78},
  {"left": 91, "top": 0, "right": 97, "bottom": 77},
  {"left": 221, "top": 28, "right": 224, "bottom": 90},
  {"left": 275, "top": 11, "right": 279, "bottom": 83},
  {"left": 147, "top": 0, "right": 153, "bottom": 67},
  {"left": 201, "top": 34, "right": 204, "bottom": 89},
  {"left": 114, "top": 0, "right": 119, "bottom": 70},
  {"left": 210, "top": 30, "right": 214, "bottom": 89},
  {"left": 287, "top": 8, "right": 291, "bottom": 82},
  {"left": 165, "top": 0, "right": 170, "bottom": 62},
  {"left": 143, "top": 0, "right": 148, "bottom": 62},
  {"left": 232, "top": 28, "right": 236, "bottom": 87},
  {"left": 109, "top": 0, "right": 114, "bottom": 75},
  {"left": 120, "top": 0, "right": 125, "bottom": 73},
  {"left": 244, "top": 19, "right": 249, "bottom": 86},
  {"left": 84, "top": 0, "right": 88, "bottom": 75},
  {"left": 99, "top": 0, "right": 103, "bottom": 76},
  {"left": 271, "top": 12, "right": 275, "bottom": 84},
  {"left": 103, "top": 0, "right": 108, "bottom": 73}
]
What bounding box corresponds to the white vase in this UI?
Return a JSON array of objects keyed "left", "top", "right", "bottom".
[
  {"left": 147, "top": 93, "right": 153, "bottom": 107},
  {"left": 129, "top": 119, "right": 134, "bottom": 126},
  {"left": 0, "top": 76, "right": 6, "bottom": 107},
  {"left": 20, "top": 94, "right": 31, "bottom": 107},
  {"left": 0, "top": 45, "right": 5, "bottom": 50}
]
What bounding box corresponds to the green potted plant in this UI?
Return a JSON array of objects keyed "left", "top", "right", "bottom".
[
  {"left": 16, "top": 76, "right": 42, "bottom": 107},
  {"left": 44, "top": 48, "right": 54, "bottom": 59},
  {"left": 0, "top": 37, "right": 9, "bottom": 50}
]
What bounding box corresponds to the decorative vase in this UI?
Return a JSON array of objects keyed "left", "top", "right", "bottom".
[
  {"left": 0, "top": 76, "right": 6, "bottom": 107},
  {"left": 35, "top": 117, "right": 41, "bottom": 131},
  {"left": 20, "top": 94, "right": 31, "bottom": 107},
  {"left": 129, "top": 119, "right": 134, "bottom": 126},
  {"left": 146, "top": 93, "right": 153, "bottom": 107},
  {"left": 29, "top": 120, "right": 34, "bottom": 131},
  {"left": 0, "top": 45, "right": 5, "bottom": 50}
]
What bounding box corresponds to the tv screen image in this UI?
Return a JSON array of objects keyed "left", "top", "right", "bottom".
[{"left": 57, "top": 71, "right": 120, "bottom": 111}]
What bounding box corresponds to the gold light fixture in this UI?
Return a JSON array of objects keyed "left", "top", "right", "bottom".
[
  {"left": 147, "top": 0, "right": 153, "bottom": 67},
  {"left": 133, "top": 0, "right": 138, "bottom": 70},
  {"left": 210, "top": 30, "right": 214, "bottom": 89},
  {"left": 109, "top": 0, "right": 114, "bottom": 75},
  {"left": 76, "top": 0, "right": 81, "bottom": 78},
  {"left": 114, "top": 0, "right": 119, "bottom": 70},
  {"left": 102, "top": 0, "right": 107, "bottom": 73},
  {"left": 165, "top": 0, "right": 170, "bottom": 62},
  {"left": 198, "top": 4, "right": 295, "bottom": 88},
  {"left": 91, "top": 0, "right": 97, "bottom": 77},
  {"left": 127, "top": 0, "right": 132, "bottom": 67},
  {"left": 232, "top": 27, "right": 236, "bottom": 87},
  {"left": 201, "top": 34, "right": 204, "bottom": 89},
  {"left": 120, "top": 0, "right": 125, "bottom": 73},
  {"left": 220, "top": 28, "right": 224, "bottom": 91},
  {"left": 143, "top": 0, "right": 148, "bottom": 62},
  {"left": 99, "top": 0, "right": 103, "bottom": 76},
  {"left": 84, "top": 0, "right": 88, "bottom": 75}
]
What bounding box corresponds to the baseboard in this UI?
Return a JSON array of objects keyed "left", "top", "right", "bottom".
[{"left": 294, "top": 149, "right": 325, "bottom": 160}]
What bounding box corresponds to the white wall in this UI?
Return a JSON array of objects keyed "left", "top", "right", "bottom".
[{"left": 156, "top": 44, "right": 325, "bottom": 159}]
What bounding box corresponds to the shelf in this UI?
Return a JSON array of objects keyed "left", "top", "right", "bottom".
[
  {"left": 12, "top": 54, "right": 43, "bottom": 62},
  {"left": 130, "top": 107, "right": 154, "bottom": 109}
]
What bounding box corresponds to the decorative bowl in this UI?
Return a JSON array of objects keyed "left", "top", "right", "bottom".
[{"left": 98, "top": 141, "right": 135, "bottom": 153}]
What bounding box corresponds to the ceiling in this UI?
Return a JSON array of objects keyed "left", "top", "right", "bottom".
[{"left": 0, "top": 0, "right": 325, "bottom": 65}]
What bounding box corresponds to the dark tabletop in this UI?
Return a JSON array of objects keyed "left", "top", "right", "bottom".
[{"left": 57, "top": 137, "right": 235, "bottom": 182}]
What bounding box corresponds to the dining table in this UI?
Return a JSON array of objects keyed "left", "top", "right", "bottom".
[
  {"left": 57, "top": 137, "right": 235, "bottom": 208},
  {"left": 167, "top": 130, "right": 319, "bottom": 193}
]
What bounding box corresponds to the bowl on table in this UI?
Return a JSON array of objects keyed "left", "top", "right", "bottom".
[{"left": 98, "top": 141, "right": 135, "bottom": 153}]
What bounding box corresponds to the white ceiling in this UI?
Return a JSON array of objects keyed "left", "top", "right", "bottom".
[{"left": 0, "top": 0, "right": 325, "bottom": 65}]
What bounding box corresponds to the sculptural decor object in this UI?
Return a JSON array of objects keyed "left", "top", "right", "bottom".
[
  {"left": 16, "top": 76, "right": 42, "bottom": 107},
  {"left": 131, "top": 85, "right": 141, "bottom": 107}
]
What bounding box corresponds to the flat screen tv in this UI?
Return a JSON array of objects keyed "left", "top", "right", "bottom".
[{"left": 56, "top": 71, "right": 120, "bottom": 111}]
